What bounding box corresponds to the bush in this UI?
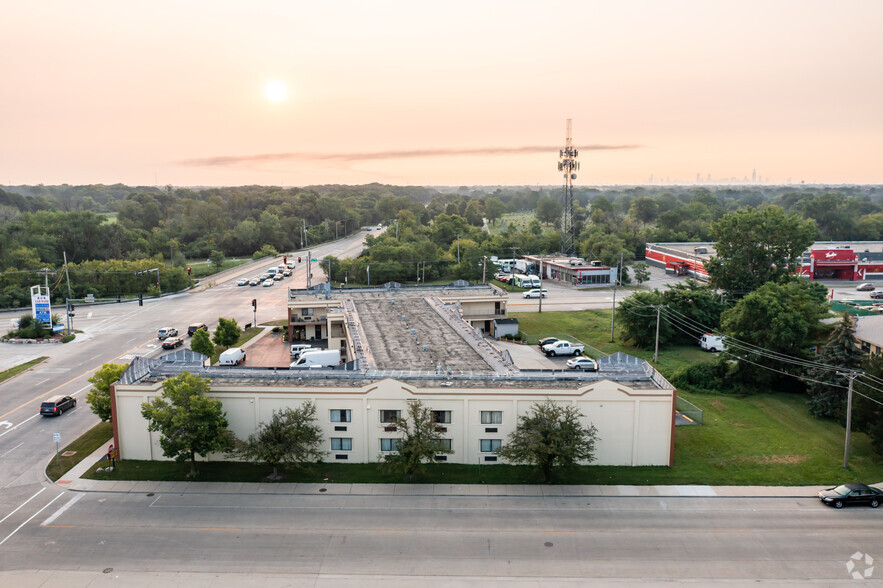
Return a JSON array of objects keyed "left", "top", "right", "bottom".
[
  {"left": 61, "top": 334, "right": 75, "bottom": 343},
  {"left": 252, "top": 245, "right": 279, "bottom": 260},
  {"left": 670, "top": 359, "right": 733, "bottom": 394}
]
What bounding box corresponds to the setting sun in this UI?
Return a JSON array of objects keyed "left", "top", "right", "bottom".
[{"left": 264, "top": 80, "right": 288, "bottom": 103}]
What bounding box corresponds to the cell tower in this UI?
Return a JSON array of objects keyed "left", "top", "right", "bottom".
[{"left": 558, "top": 119, "right": 579, "bottom": 256}]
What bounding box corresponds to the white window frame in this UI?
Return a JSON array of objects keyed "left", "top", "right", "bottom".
[
  {"left": 480, "top": 439, "right": 501, "bottom": 452},
  {"left": 380, "top": 438, "right": 400, "bottom": 452},
  {"left": 380, "top": 410, "right": 401, "bottom": 423},
  {"left": 480, "top": 411, "right": 502, "bottom": 425},
  {"left": 330, "top": 409, "right": 351, "bottom": 423},
  {"left": 331, "top": 438, "right": 352, "bottom": 451}
]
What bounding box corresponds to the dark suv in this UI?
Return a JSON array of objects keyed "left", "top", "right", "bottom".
[
  {"left": 40, "top": 395, "right": 76, "bottom": 416},
  {"left": 187, "top": 323, "right": 208, "bottom": 336}
]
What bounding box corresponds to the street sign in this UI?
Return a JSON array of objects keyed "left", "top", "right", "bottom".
[
  {"left": 310, "top": 258, "right": 318, "bottom": 262},
  {"left": 53, "top": 433, "right": 61, "bottom": 443}
]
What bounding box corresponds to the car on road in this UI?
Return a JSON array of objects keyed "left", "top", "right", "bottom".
[
  {"left": 871, "top": 291, "right": 883, "bottom": 299},
  {"left": 187, "top": 323, "right": 208, "bottom": 336},
  {"left": 162, "top": 336, "right": 184, "bottom": 350},
  {"left": 856, "top": 283, "right": 875, "bottom": 291},
  {"left": 262, "top": 279, "right": 274, "bottom": 287},
  {"left": 259, "top": 273, "right": 269, "bottom": 281},
  {"left": 566, "top": 357, "right": 598, "bottom": 371},
  {"left": 283, "top": 268, "right": 292, "bottom": 277},
  {"left": 538, "top": 337, "right": 559, "bottom": 348},
  {"left": 273, "top": 273, "right": 284, "bottom": 281},
  {"left": 237, "top": 278, "right": 248, "bottom": 286},
  {"left": 249, "top": 278, "right": 260, "bottom": 286},
  {"left": 523, "top": 288, "right": 548, "bottom": 299},
  {"left": 818, "top": 483, "right": 882, "bottom": 508},
  {"left": 156, "top": 327, "right": 178, "bottom": 340},
  {"left": 40, "top": 395, "right": 76, "bottom": 416}
]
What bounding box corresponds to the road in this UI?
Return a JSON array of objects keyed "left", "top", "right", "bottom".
[
  {"left": 0, "top": 232, "right": 374, "bottom": 570},
  {"left": 0, "top": 492, "right": 880, "bottom": 585}
]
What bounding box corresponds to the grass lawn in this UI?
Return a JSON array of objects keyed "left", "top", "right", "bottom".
[
  {"left": 0, "top": 356, "right": 48, "bottom": 384},
  {"left": 46, "top": 421, "right": 113, "bottom": 481},
  {"left": 189, "top": 258, "right": 250, "bottom": 279}
]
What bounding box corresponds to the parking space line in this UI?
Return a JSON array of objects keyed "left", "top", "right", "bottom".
[
  {"left": 0, "top": 488, "right": 45, "bottom": 526},
  {"left": 0, "top": 442, "right": 24, "bottom": 458}
]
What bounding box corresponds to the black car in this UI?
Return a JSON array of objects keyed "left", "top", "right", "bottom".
[
  {"left": 187, "top": 323, "right": 208, "bottom": 336},
  {"left": 40, "top": 395, "right": 76, "bottom": 417},
  {"left": 162, "top": 336, "right": 184, "bottom": 350},
  {"left": 538, "top": 337, "right": 559, "bottom": 348},
  {"left": 818, "top": 483, "right": 882, "bottom": 508}
]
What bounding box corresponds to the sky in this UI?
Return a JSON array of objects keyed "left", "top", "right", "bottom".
[{"left": 2, "top": 1, "right": 882, "bottom": 187}]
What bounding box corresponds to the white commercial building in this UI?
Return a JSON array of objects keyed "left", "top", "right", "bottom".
[{"left": 110, "top": 283, "right": 676, "bottom": 467}]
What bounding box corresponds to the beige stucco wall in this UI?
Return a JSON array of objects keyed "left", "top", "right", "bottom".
[{"left": 113, "top": 377, "right": 673, "bottom": 466}]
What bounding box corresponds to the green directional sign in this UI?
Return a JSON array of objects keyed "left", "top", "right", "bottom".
[{"left": 311, "top": 258, "right": 318, "bottom": 262}]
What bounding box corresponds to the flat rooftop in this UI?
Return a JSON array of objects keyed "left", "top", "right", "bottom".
[{"left": 647, "top": 241, "right": 883, "bottom": 262}]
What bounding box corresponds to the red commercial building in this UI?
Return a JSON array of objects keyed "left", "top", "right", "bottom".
[{"left": 645, "top": 242, "right": 883, "bottom": 282}]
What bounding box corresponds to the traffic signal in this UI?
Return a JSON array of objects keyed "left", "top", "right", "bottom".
[
  {"left": 251, "top": 299, "right": 257, "bottom": 310},
  {"left": 283, "top": 256, "right": 287, "bottom": 264},
  {"left": 138, "top": 292, "right": 143, "bottom": 306},
  {"left": 187, "top": 266, "right": 191, "bottom": 275},
  {"left": 298, "top": 257, "right": 301, "bottom": 263},
  {"left": 70, "top": 304, "right": 75, "bottom": 311}
]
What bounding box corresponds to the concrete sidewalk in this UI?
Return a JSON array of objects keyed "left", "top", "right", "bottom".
[{"left": 55, "top": 444, "right": 844, "bottom": 498}]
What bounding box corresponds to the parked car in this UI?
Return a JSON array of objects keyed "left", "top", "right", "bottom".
[
  {"left": 157, "top": 327, "right": 178, "bottom": 340},
  {"left": 699, "top": 334, "right": 726, "bottom": 352},
  {"left": 218, "top": 347, "right": 246, "bottom": 365},
  {"left": 566, "top": 357, "right": 598, "bottom": 371},
  {"left": 290, "top": 343, "right": 313, "bottom": 358},
  {"left": 538, "top": 337, "right": 559, "bottom": 348},
  {"left": 262, "top": 279, "right": 274, "bottom": 287},
  {"left": 856, "top": 283, "right": 875, "bottom": 291},
  {"left": 542, "top": 340, "right": 584, "bottom": 357},
  {"left": 40, "top": 395, "right": 76, "bottom": 416},
  {"left": 523, "top": 288, "right": 548, "bottom": 299},
  {"left": 842, "top": 300, "right": 859, "bottom": 307},
  {"left": 249, "top": 278, "right": 260, "bottom": 286},
  {"left": 162, "top": 336, "right": 184, "bottom": 349},
  {"left": 237, "top": 278, "right": 248, "bottom": 286},
  {"left": 870, "top": 291, "right": 883, "bottom": 299},
  {"left": 187, "top": 323, "right": 208, "bottom": 336},
  {"left": 818, "top": 483, "right": 882, "bottom": 508}
]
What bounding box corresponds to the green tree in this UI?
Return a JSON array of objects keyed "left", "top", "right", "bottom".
[
  {"left": 498, "top": 401, "right": 598, "bottom": 483},
  {"left": 618, "top": 291, "right": 671, "bottom": 349},
  {"left": 536, "top": 196, "right": 563, "bottom": 225},
  {"left": 140, "top": 372, "right": 232, "bottom": 476},
  {"left": 231, "top": 402, "right": 326, "bottom": 480},
  {"left": 86, "top": 362, "right": 129, "bottom": 422},
  {"left": 252, "top": 244, "right": 279, "bottom": 260},
  {"left": 632, "top": 262, "right": 651, "bottom": 285},
  {"left": 484, "top": 197, "right": 506, "bottom": 225},
  {"left": 806, "top": 313, "right": 863, "bottom": 419},
  {"left": 191, "top": 328, "right": 216, "bottom": 357},
  {"left": 706, "top": 206, "right": 815, "bottom": 295},
  {"left": 209, "top": 249, "right": 226, "bottom": 270},
  {"left": 853, "top": 355, "right": 883, "bottom": 457},
  {"left": 721, "top": 280, "right": 828, "bottom": 390},
  {"left": 382, "top": 400, "right": 452, "bottom": 481},
  {"left": 212, "top": 317, "right": 240, "bottom": 349}
]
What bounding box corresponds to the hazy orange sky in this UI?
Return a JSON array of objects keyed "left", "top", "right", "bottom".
[{"left": 2, "top": 1, "right": 881, "bottom": 187}]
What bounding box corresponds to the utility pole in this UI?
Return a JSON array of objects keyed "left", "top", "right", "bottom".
[
  {"left": 63, "top": 251, "right": 73, "bottom": 334},
  {"left": 837, "top": 370, "right": 862, "bottom": 469},
  {"left": 456, "top": 234, "right": 461, "bottom": 264},
  {"left": 482, "top": 256, "right": 487, "bottom": 284},
  {"left": 307, "top": 250, "right": 312, "bottom": 289},
  {"left": 538, "top": 258, "right": 544, "bottom": 313},
  {"left": 610, "top": 257, "right": 620, "bottom": 343},
  {"left": 653, "top": 305, "right": 662, "bottom": 363}
]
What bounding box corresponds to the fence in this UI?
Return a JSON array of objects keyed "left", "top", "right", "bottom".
[{"left": 676, "top": 396, "right": 704, "bottom": 425}]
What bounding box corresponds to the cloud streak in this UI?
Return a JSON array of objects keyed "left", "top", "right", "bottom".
[{"left": 177, "top": 144, "right": 642, "bottom": 168}]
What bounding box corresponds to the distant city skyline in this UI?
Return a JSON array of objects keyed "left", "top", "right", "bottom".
[{"left": 2, "top": 1, "right": 882, "bottom": 187}]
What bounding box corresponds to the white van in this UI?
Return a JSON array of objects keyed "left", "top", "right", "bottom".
[
  {"left": 290, "top": 343, "right": 313, "bottom": 358},
  {"left": 525, "top": 275, "right": 541, "bottom": 288},
  {"left": 290, "top": 348, "right": 341, "bottom": 369},
  {"left": 218, "top": 347, "right": 246, "bottom": 365},
  {"left": 266, "top": 267, "right": 277, "bottom": 277},
  {"left": 699, "top": 334, "right": 726, "bottom": 352}
]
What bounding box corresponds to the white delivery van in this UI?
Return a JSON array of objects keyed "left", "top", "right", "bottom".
[
  {"left": 218, "top": 347, "right": 246, "bottom": 365},
  {"left": 266, "top": 267, "right": 277, "bottom": 277},
  {"left": 525, "top": 275, "right": 541, "bottom": 288},
  {"left": 290, "top": 348, "right": 341, "bottom": 369},
  {"left": 699, "top": 334, "right": 726, "bottom": 352}
]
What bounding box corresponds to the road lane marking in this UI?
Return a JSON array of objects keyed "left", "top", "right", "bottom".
[
  {"left": 0, "top": 491, "right": 64, "bottom": 546},
  {"left": 0, "top": 488, "right": 45, "bottom": 526},
  {"left": 0, "top": 414, "right": 40, "bottom": 439},
  {"left": 0, "top": 339, "right": 152, "bottom": 421},
  {"left": 42, "top": 493, "right": 83, "bottom": 526},
  {"left": 0, "top": 442, "right": 24, "bottom": 458},
  {"left": 35, "top": 378, "right": 50, "bottom": 386}
]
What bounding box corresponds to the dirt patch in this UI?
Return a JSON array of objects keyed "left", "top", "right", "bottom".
[
  {"left": 744, "top": 454, "right": 807, "bottom": 465},
  {"left": 711, "top": 400, "right": 727, "bottom": 410}
]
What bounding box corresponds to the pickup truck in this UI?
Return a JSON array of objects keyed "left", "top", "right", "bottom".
[{"left": 542, "top": 340, "right": 584, "bottom": 357}]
